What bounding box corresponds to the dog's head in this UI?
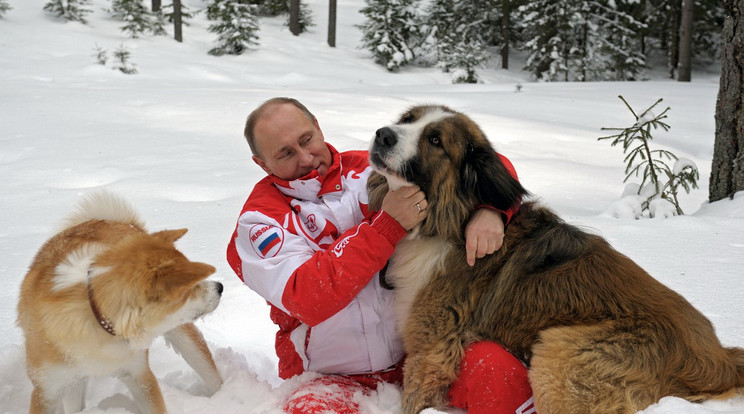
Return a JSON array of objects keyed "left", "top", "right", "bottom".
[
  {"left": 368, "top": 104, "right": 527, "bottom": 240},
  {"left": 89, "top": 228, "right": 222, "bottom": 348}
]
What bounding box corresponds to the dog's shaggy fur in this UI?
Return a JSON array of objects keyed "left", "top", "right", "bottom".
[
  {"left": 17, "top": 191, "right": 223, "bottom": 414},
  {"left": 368, "top": 105, "right": 744, "bottom": 414}
]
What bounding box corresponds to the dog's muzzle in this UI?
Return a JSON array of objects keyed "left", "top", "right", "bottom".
[
  {"left": 370, "top": 127, "right": 398, "bottom": 171},
  {"left": 375, "top": 127, "right": 398, "bottom": 148}
]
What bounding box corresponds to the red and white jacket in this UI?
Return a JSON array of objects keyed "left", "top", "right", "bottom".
[
  {"left": 227, "top": 144, "right": 408, "bottom": 379},
  {"left": 226, "top": 144, "right": 520, "bottom": 380}
]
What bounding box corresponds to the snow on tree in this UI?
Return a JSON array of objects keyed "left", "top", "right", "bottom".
[
  {"left": 109, "top": 0, "right": 160, "bottom": 38},
  {"left": 43, "top": 0, "right": 92, "bottom": 24},
  {"left": 520, "top": 0, "right": 645, "bottom": 82},
  {"left": 206, "top": 0, "right": 260, "bottom": 56},
  {"left": 426, "top": 0, "right": 489, "bottom": 83},
  {"left": 595, "top": 1, "right": 646, "bottom": 81},
  {"left": 357, "top": 0, "right": 421, "bottom": 71}
]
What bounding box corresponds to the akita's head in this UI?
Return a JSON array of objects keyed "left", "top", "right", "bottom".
[{"left": 88, "top": 228, "right": 222, "bottom": 348}]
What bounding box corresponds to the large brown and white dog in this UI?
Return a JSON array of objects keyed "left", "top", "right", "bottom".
[
  {"left": 367, "top": 105, "right": 744, "bottom": 414},
  {"left": 17, "top": 191, "right": 223, "bottom": 414}
]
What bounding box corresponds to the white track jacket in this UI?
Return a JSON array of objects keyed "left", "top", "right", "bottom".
[{"left": 227, "top": 144, "right": 408, "bottom": 379}]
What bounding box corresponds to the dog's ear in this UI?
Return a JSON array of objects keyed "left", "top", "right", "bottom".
[
  {"left": 152, "top": 228, "right": 188, "bottom": 244},
  {"left": 460, "top": 142, "right": 528, "bottom": 211},
  {"left": 366, "top": 171, "right": 389, "bottom": 211},
  {"left": 152, "top": 261, "right": 216, "bottom": 300}
]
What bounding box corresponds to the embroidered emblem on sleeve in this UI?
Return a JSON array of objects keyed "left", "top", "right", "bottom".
[{"left": 250, "top": 224, "right": 285, "bottom": 259}]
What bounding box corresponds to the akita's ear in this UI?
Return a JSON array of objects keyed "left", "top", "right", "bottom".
[
  {"left": 152, "top": 261, "right": 216, "bottom": 299},
  {"left": 152, "top": 228, "right": 188, "bottom": 244}
]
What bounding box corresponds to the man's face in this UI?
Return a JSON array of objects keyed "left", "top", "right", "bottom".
[{"left": 252, "top": 103, "right": 333, "bottom": 181}]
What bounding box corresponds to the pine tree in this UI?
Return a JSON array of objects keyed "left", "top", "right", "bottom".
[
  {"left": 290, "top": 1, "right": 314, "bottom": 34},
  {"left": 43, "top": 0, "right": 93, "bottom": 24},
  {"left": 692, "top": 0, "right": 726, "bottom": 63},
  {"left": 710, "top": 0, "right": 744, "bottom": 201},
  {"left": 252, "top": 0, "right": 287, "bottom": 16},
  {"left": 600, "top": 96, "right": 699, "bottom": 216},
  {"left": 520, "top": 0, "right": 645, "bottom": 82},
  {"left": 161, "top": 1, "right": 195, "bottom": 26},
  {"left": 92, "top": 43, "right": 108, "bottom": 65},
  {"left": 357, "top": 0, "right": 421, "bottom": 71},
  {"left": 206, "top": 0, "right": 260, "bottom": 56},
  {"left": 109, "top": 0, "right": 159, "bottom": 38},
  {"left": 596, "top": 1, "right": 646, "bottom": 81},
  {"left": 247, "top": 0, "right": 313, "bottom": 33},
  {"left": 151, "top": 8, "right": 167, "bottom": 35},
  {"left": 0, "top": 0, "right": 12, "bottom": 18},
  {"left": 520, "top": 0, "right": 562, "bottom": 81},
  {"left": 112, "top": 44, "right": 138, "bottom": 74},
  {"left": 427, "top": 0, "right": 489, "bottom": 83}
]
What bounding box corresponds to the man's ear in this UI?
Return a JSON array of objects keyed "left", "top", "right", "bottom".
[{"left": 253, "top": 155, "right": 272, "bottom": 175}]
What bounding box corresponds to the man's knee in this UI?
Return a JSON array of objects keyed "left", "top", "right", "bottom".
[{"left": 449, "top": 341, "right": 535, "bottom": 414}]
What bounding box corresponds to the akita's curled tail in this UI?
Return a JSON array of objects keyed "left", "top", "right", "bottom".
[{"left": 59, "top": 190, "right": 145, "bottom": 231}]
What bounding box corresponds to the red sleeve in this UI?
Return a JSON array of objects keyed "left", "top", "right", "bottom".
[{"left": 281, "top": 210, "right": 407, "bottom": 327}]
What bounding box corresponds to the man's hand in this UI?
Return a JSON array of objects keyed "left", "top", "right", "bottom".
[
  {"left": 381, "top": 186, "right": 427, "bottom": 231},
  {"left": 465, "top": 208, "right": 505, "bottom": 266}
]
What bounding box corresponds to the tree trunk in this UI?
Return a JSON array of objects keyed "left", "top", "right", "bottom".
[
  {"left": 500, "top": 0, "right": 510, "bottom": 69},
  {"left": 173, "top": 0, "right": 182, "bottom": 42},
  {"left": 328, "top": 0, "right": 337, "bottom": 47},
  {"left": 710, "top": 0, "right": 744, "bottom": 201},
  {"left": 677, "top": 0, "right": 694, "bottom": 81},
  {"left": 668, "top": 2, "right": 681, "bottom": 79},
  {"left": 289, "top": 0, "right": 300, "bottom": 36},
  {"left": 152, "top": 0, "right": 161, "bottom": 12}
]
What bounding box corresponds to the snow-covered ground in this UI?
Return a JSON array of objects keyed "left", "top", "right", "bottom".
[{"left": 1, "top": 1, "right": 742, "bottom": 413}]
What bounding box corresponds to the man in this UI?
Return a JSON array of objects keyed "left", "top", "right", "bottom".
[{"left": 226, "top": 97, "right": 534, "bottom": 413}]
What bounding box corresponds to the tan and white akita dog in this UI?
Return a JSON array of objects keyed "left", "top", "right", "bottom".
[{"left": 17, "top": 191, "right": 223, "bottom": 414}]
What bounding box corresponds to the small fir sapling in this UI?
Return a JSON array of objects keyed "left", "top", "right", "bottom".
[
  {"left": 112, "top": 44, "right": 138, "bottom": 74},
  {"left": 599, "top": 96, "right": 699, "bottom": 218},
  {"left": 92, "top": 43, "right": 108, "bottom": 65}
]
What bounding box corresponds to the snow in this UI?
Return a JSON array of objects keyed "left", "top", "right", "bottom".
[{"left": 1, "top": 1, "right": 743, "bottom": 413}]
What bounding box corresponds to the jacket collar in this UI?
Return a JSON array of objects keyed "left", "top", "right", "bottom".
[{"left": 268, "top": 143, "right": 344, "bottom": 202}]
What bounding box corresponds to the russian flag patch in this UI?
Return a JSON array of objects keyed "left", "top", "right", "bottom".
[{"left": 249, "top": 224, "right": 284, "bottom": 258}]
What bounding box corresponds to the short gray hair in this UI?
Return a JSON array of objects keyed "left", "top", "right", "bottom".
[{"left": 244, "top": 97, "right": 317, "bottom": 157}]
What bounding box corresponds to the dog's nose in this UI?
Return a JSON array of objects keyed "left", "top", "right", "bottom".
[
  {"left": 216, "top": 282, "right": 224, "bottom": 295},
  {"left": 375, "top": 127, "right": 397, "bottom": 147}
]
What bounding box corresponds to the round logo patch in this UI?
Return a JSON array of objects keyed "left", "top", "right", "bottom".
[{"left": 249, "top": 224, "right": 285, "bottom": 259}]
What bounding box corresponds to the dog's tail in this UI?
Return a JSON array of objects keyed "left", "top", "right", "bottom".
[
  {"left": 58, "top": 190, "right": 145, "bottom": 231},
  {"left": 688, "top": 346, "right": 744, "bottom": 402},
  {"left": 732, "top": 347, "right": 744, "bottom": 390}
]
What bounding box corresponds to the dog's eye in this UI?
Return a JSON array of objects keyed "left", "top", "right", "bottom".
[
  {"left": 399, "top": 113, "right": 414, "bottom": 124},
  {"left": 428, "top": 133, "right": 442, "bottom": 147}
]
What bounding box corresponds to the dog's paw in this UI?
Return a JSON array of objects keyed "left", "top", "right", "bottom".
[{"left": 403, "top": 389, "right": 447, "bottom": 414}]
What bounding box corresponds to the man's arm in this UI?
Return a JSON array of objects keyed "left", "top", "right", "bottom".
[{"left": 231, "top": 208, "right": 406, "bottom": 327}]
